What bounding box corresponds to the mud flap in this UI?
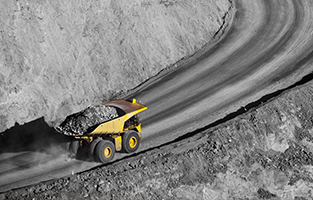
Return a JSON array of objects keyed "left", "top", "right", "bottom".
[{"left": 113, "top": 135, "right": 122, "bottom": 151}]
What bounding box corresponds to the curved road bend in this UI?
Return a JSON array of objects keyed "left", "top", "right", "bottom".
[
  {"left": 135, "top": 0, "right": 313, "bottom": 149},
  {"left": 1, "top": 0, "right": 313, "bottom": 193}
]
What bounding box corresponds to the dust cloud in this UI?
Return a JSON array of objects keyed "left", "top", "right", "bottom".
[{"left": 0, "top": 117, "right": 79, "bottom": 192}]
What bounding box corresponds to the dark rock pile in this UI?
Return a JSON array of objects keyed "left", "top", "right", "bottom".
[{"left": 55, "top": 105, "right": 118, "bottom": 136}]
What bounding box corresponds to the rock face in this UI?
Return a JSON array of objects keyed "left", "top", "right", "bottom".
[{"left": 0, "top": 0, "right": 231, "bottom": 132}]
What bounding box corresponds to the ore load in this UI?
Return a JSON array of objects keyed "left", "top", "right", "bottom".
[{"left": 56, "top": 105, "right": 118, "bottom": 136}]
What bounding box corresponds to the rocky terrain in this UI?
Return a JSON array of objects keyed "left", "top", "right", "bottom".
[
  {"left": 2, "top": 71, "right": 313, "bottom": 200},
  {"left": 3, "top": 0, "right": 313, "bottom": 199},
  {"left": 0, "top": 0, "right": 231, "bottom": 132}
]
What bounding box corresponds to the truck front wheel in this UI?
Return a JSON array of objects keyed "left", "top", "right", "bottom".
[
  {"left": 95, "top": 140, "right": 115, "bottom": 163},
  {"left": 122, "top": 130, "right": 140, "bottom": 153}
]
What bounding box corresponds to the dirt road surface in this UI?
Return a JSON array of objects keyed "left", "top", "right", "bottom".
[{"left": 1, "top": 0, "right": 313, "bottom": 194}]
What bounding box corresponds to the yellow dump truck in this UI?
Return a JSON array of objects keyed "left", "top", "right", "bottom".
[{"left": 59, "top": 99, "right": 147, "bottom": 163}]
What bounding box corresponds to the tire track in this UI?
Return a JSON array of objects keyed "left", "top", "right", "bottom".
[
  {"left": 2, "top": 0, "right": 313, "bottom": 193},
  {"left": 133, "top": 0, "right": 313, "bottom": 148}
]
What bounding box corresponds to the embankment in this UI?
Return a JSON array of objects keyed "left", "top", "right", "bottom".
[{"left": 0, "top": 0, "right": 231, "bottom": 132}]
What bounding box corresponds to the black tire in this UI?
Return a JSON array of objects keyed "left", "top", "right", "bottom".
[
  {"left": 122, "top": 130, "right": 140, "bottom": 153},
  {"left": 88, "top": 138, "right": 101, "bottom": 157},
  {"left": 94, "top": 140, "right": 116, "bottom": 163},
  {"left": 61, "top": 137, "right": 72, "bottom": 151},
  {"left": 69, "top": 139, "right": 80, "bottom": 156},
  {"left": 61, "top": 141, "right": 71, "bottom": 151}
]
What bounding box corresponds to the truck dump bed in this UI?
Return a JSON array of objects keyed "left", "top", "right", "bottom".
[
  {"left": 89, "top": 99, "right": 147, "bottom": 135},
  {"left": 56, "top": 99, "right": 147, "bottom": 136},
  {"left": 101, "top": 99, "right": 147, "bottom": 114}
]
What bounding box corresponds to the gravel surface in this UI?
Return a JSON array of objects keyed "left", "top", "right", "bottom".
[
  {"left": 2, "top": 0, "right": 313, "bottom": 199},
  {"left": 3, "top": 75, "right": 313, "bottom": 200}
]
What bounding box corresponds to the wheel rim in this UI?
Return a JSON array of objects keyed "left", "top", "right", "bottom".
[
  {"left": 103, "top": 147, "right": 112, "bottom": 158},
  {"left": 129, "top": 136, "right": 137, "bottom": 148}
]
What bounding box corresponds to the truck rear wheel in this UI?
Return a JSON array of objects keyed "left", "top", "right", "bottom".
[
  {"left": 69, "top": 139, "right": 80, "bottom": 157},
  {"left": 122, "top": 130, "right": 140, "bottom": 153},
  {"left": 95, "top": 140, "right": 115, "bottom": 163},
  {"left": 88, "top": 138, "right": 101, "bottom": 157}
]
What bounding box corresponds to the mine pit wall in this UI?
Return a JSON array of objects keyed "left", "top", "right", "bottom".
[
  {"left": 0, "top": 0, "right": 232, "bottom": 132},
  {"left": 8, "top": 77, "right": 313, "bottom": 199}
]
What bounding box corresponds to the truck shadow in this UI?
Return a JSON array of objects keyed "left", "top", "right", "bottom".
[
  {"left": 0, "top": 117, "right": 100, "bottom": 165},
  {"left": 0, "top": 117, "right": 70, "bottom": 154}
]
